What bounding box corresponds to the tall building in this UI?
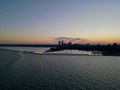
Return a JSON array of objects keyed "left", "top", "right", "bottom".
[
  {"left": 58, "top": 41, "right": 61, "bottom": 45},
  {"left": 58, "top": 41, "right": 64, "bottom": 45},
  {"left": 61, "top": 41, "right": 64, "bottom": 45}
]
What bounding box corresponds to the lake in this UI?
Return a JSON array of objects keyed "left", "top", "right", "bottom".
[{"left": 0, "top": 48, "right": 120, "bottom": 90}]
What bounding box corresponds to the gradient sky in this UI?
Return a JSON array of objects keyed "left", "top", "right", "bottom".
[{"left": 0, "top": 0, "right": 120, "bottom": 44}]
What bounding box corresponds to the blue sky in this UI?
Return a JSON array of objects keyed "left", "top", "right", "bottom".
[{"left": 0, "top": 0, "right": 120, "bottom": 44}]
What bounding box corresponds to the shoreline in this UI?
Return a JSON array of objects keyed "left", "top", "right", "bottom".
[
  {"left": 0, "top": 48, "right": 101, "bottom": 56},
  {"left": 1, "top": 48, "right": 120, "bottom": 57},
  {"left": 0, "top": 48, "right": 113, "bottom": 57}
]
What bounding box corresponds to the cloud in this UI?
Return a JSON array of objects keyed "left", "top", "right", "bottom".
[{"left": 55, "top": 37, "right": 87, "bottom": 43}]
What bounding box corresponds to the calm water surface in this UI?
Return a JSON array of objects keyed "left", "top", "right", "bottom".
[{"left": 0, "top": 49, "right": 120, "bottom": 90}]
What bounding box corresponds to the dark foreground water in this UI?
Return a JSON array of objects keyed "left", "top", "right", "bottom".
[{"left": 0, "top": 49, "right": 120, "bottom": 90}]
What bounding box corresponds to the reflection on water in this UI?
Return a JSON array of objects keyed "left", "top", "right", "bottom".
[{"left": 0, "top": 49, "right": 120, "bottom": 90}]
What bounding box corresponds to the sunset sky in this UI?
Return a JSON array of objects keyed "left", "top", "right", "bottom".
[{"left": 0, "top": 0, "right": 120, "bottom": 44}]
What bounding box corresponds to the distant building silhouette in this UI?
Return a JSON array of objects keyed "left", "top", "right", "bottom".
[
  {"left": 61, "top": 41, "right": 64, "bottom": 45},
  {"left": 58, "top": 41, "right": 61, "bottom": 45},
  {"left": 67, "top": 42, "right": 72, "bottom": 45},
  {"left": 58, "top": 41, "right": 64, "bottom": 45},
  {"left": 87, "top": 43, "right": 90, "bottom": 46},
  {"left": 113, "top": 43, "right": 117, "bottom": 46}
]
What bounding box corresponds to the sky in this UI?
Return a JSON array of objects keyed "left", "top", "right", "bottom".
[{"left": 0, "top": 0, "right": 120, "bottom": 44}]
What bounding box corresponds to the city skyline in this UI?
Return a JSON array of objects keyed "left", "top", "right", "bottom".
[{"left": 0, "top": 0, "right": 120, "bottom": 44}]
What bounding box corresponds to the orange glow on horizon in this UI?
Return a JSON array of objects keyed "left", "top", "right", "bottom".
[
  {"left": 0, "top": 38, "right": 120, "bottom": 44},
  {"left": 0, "top": 34, "right": 120, "bottom": 44},
  {"left": 0, "top": 35, "right": 56, "bottom": 44},
  {"left": 87, "top": 38, "right": 120, "bottom": 44}
]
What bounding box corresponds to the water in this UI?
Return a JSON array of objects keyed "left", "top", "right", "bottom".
[
  {"left": 0, "top": 48, "right": 120, "bottom": 90},
  {"left": 0, "top": 46, "right": 50, "bottom": 54}
]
